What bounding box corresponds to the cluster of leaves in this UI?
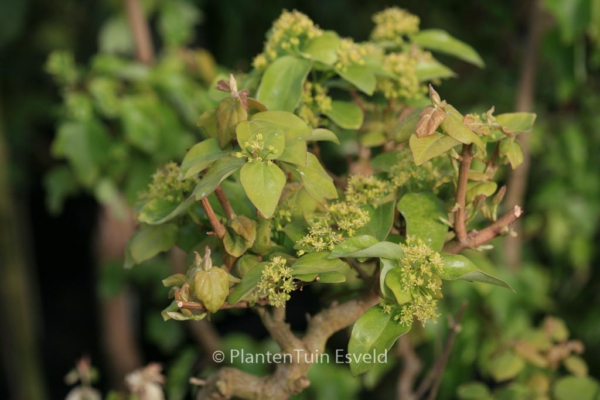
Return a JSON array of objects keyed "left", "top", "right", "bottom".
[
  {"left": 44, "top": 0, "right": 219, "bottom": 214},
  {"left": 124, "top": 7, "right": 536, "bottom": 378},
  {"left": 458, "top": 316, "right": 600, "bottom": 400}
]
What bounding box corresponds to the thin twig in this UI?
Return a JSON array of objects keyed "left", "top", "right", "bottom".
[
  {"left": 124, "top": 0, "right": 154, "bottom": 65},
  {"left": 425, "top": 302, "right": 468, "bottom": 400},
  {"left": 215, "top": 185, "right": 235, "bottom": 220},
  {"left": 454, "top": 144, "right": 473, "bottom": 242},
  {"left": 178, "top": 299, "right": 269, "bottom": 311},
  {"left": 200, "top": 197, "right": 226, "bottom": 239}
]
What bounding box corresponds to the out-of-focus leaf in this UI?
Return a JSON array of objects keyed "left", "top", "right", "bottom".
[
  {"left": 415, "top": 59, "right": 456, "bottom": 81},
  {"left": 257, "top": 55, "right": 311, "bottom": 111},
  {"left": 306, "top": 128, "right": 340, "bottom": 144},
  {"left": 414, "top": 29, "right": 485, "bottom": 67},
  {"left": 158, "top": 0, "right": 202, "bottom": 47},
  {"left": 337, "top": 65, "right": 376, "bottom": 95},
  {"left": 466, "top": 181, "right": 498, "bottom": 203},
  {"left": 127, "top": 224, "right": 178, "bottom": 266},
  {"left": 500, "top": 138, "right": 524, "bottom": 169},
  {"left": 392, "top": 108, "right": 424, "bottom": 143},
  {"left": 291, "top": 252, "right": 346, "bottom": 275},
  {"left": 488, "top": 351, "right": 525, "bottom": 382},
  {"left": 397, "top": 192, "right": 448, "bottom": 251},
  {"left": 324, "top": 101, "right": 364, "bottom": 129},
  {"left": 495, "top": 113, "right": 537, "bottom": 134},
  {"left": 303, "top": 31, "right": 340, "bottom": 65}
]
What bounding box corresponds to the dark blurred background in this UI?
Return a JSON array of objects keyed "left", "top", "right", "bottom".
[{"left": 1, "top": 0, "right": 599, "bottom": 399}]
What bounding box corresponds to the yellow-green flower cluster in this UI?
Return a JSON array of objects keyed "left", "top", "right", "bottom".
[
  {"left": 395, "top": 237, "right": 444, "bottom": 326},
  {"left": 141, "top": 162, "right": 197, "bottom": 203},
  {"left": 257, "top": 256, "right": 295, "bottom": 307},
  {"left": 296, "top": 201, "right": 370, "bottom": 255},
  {"left": 377, "top": 53, "right": 424, "bottom": 101},
  {"left": 370, "top": 7, "right": 420, "bottom": 45},
  {"left": 252, "top": 10, "right": 323, "bottom": 71},
  {"left": 236, "top": 133, "right": 277, "bottom": 161},
  {"left": 334, "top": 39, "right": 383, "bottom": 72},
  {"left": 299, "top": 82, "right": 333, "bottom": 127},
  {"left": 273, "top": 206, "right": 293, "bottom": 231},
  {"left": 389, "top": 148, "right": 451, "bottom": 193},
  {"left": 345, "top": 175, "right": 391, "bottom": 206}
]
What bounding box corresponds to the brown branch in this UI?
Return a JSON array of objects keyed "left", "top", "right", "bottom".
[
  {"left": 197, "top": 293, "right": 380, "bottom": 399},
  {"left": 444, "top": 205, "right": 523, "bottom": 254},
  {"left": 425, "top": 302, "right": 468, "bottom": 400},
  {"left": 504, "top": 0, "right": 547, "bottom": 268},
  {"left": 257, "top": 307, "right": 305, "bottom": 355},
  {"left": 454, "top": 144, "right": 473, "bottom": 243},
  {"left": 178, "top": 299, "right": 269, "bottom": 312},
  {"left": 200, "top": 197, "right": 226, "bottom": 239},
  {"left": 397, "top": 336, "right": 422, "bottom": 400},
  {"left": 214, "top": 186, "right": 235, "bottom": 220},
  {"left": 124, "top": 0, "right": 155, "bottom": 65}
]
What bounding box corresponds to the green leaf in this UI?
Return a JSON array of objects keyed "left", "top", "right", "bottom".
[
  {"left": 294, "top": 271, "right": 346, "bottom": 283},
  {"left": 251, "top": 215, "right": 272, "bottom": 255},
  {"left": 391, "top": 108, "right": 424, "bottom": 143},
  {"left": 292, "top": 153, "right": 338, "bottom": 203},
  {"left": 235, "top": 255, "right": 260, "bottom": 278},
  {"left": 456, "top": 382, "right": 491, "bottom": 400},
  {"left": 499, "top": 138, "right": 524, "bottom": 169},
  {"left": 441, "top": 105, "right": 485, "bottom": 150},
  {"left": 223, "top": 230, "right": 254, "bottom": 258},
  {"left": 324, "top": 101, "right": 364, "bottom": 130},
  {"left": 291, "top": 252, "right": 347, "bottom": 275},
  {"left": 194, "top": 267, "right": 230, "bottom": 313},
  {"left": 193, "top": 156, "right": 245, "bottom": 200},
  {"left": 360, "top": 132, "right": 387, "bottom": 147},
  {"left": 488, "top": 351, "right": 525, "bottom": 382},
  {"left": 303, "top": 31, "right": 340, "bottom": 65},
  {"left": 330, "top": 235, "right": 404, "bottom": 261},
  {"left": 440, "top": 253, "right": 514, "bottom": 291},
  {"left": 236, "top": 120, "right": 286, "bottom": 161},
  {"left": 217, "top": 97, "right": 247, "bottom": 148},
  {"left": 128, "top": 224, "right": 178, "bottom": 266},
  {"left": 553, "top": 376, "right": 600, "bottom": 400},
  {"left": 248, "top": 111, "right": 310, "bottom": 166},
  {"left": 240, "top": 161, "right": 286, "bottom": 218},
  {"left": 348, "top": 305, "right": 411, "bottom": 375},
  {"left": 158, "top": 0, "right": 201, "bottom": 47},
  {"left": 379, "top": 259, "right": 398, "bottom": 299},
  {"left": 256, "top": 55, "right": 312, "bottom": 111},
  {"left": 397, "top": 192, "right": 448, "bottom": 251},
  {"left": 495, "top": 113, "right": 536, "bottom": 134},
  {"left": 306, "top": 128, "right": 340, "bottom": 145},
  {"left": 414, "top": 29, "right": 485, "bottom": 68},
  {"left": 162, "top": 274, "right": 187, "bottom": 288},
  {"left": 51, "top": 121, "right": 111, "bottom": 187},
  {"left": 228, "top": 262, "right": 267, "bottom": 304},
  {"left": 337, "top": 65, "right": 376, "bottom": 95},
  {"left": 181, "top": 138, "right": 228, "bottom": 179},
  {"left": 363, "top": 202, "right": 395, "bottom": 241},
  {"left": 138, "top": 196, "right": 195, "bottom": 225},
  {"left": 415, "top": 59, "right": 456, "bottom": 81},
  {"left": 466, "top": 181, "right": 498, "bottom": 203},
  {"left": 197, "top": 108, "right": 218, "bottom": 138},
  {"left": 384, "top": 268, "right": 413, "bottom": 305},
  {"left": 409, "top": 133, "right": 460, "bottom": 165}
]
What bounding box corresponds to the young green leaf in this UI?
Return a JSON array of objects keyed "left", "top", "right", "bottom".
[
  {"left": 194, "top": 267, "right": 230, "bottom": 313},
  {"left": 193, "top": 156, "right": 245, "bottom": 200},
  {"left": 290, "top": 252, "right": 347, "bottom": 275},
  {"left": 409, "top": 133, "right": 460, "bottom": 165},
  {"left": 303, "top": 31, "right": 341, "bottom": 65},
  {"left": 363, "top": 201, "right": 395, "bottom": 241},
  {"left": 293, "top": 271, "right": 346, "bottom": 283},
  {"left": 290, "top": 153, "right": 338, "bottom": 203},
  {"left": 324, "top": 101, "right": 364, "bottom": 130},
  {"left": 240, "top": 161, "right": 286, "bottom": 218},
  {"left": 306, "top": 128, "right": 340, "bottom": 145},
  {"left": 138, "top": 196, "right": 195, "bottom": 225},
  {"left": 414, "top": 29, "right": 485, "bottom": 68},
  {"left": 379, "top": 259, "right": 399, "bottom": 299},
  {"left": 337, "top": 65, "right": 376, "bottom": 95},
  {"left": 256, "top": 55, "right": 312, "bottom": 111},
  {"left": 416, "top": 106, "right": 446, "bottom": 138},
  {"left": 329, "top": 235, "right": 404, "bottom": 261},
  {"left": 495, "top": 113, "right": 536, "bottom": 134},
  {"left": 415, "top": 59, "right": 456, "bottom": 81},
  {"left": 384, "top": 269, "right": 413, "bottom": 305},
  {"left": 439, "top": 253, "right": 514, "bottom": 291},
  {"left": 499, "top": 138, "right": 524, "bottom": 169},
  {"left": 397, "top": 192, "right": 448, "bottom": 252},
  {"left": 348, "top": 305, "right": 411, "bottom": 375},
  {"left": 217, "top": 97, "right": 248, "bottom": 148},
  {"left": 466, "top": 181, "right": 498, "bottom": 203},
  {"left": 440, "top": 105, "right": 485, "bottom": 150},
  {"left": 227, "top": 262, "right": 267, "bottom": 304},
  {"left": 180, "top": 138, "right": 228, "bottom": 179},
  {"left": 553, "top": 376, "right": 600, "bottom": 400}
]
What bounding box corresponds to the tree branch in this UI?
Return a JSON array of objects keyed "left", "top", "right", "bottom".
[
  {"left": 200, "top": 198, "right": 226, "bottom": 239},
  {"left": 454, "top": 144, "right": 473, "bottom": 243},
  {"left": 257, "top": 307, "right": 305, "bottom": 355},
  {"left": 444, "top": 205, "right": 523, "bottom": 254},
  {"left": 396, "top": 336, "right": 421, "bottom": 400},
  {"left": 215, "top": 186, "right": 235, "bottom": 220},
  {"left": 124, "top": 0, "right": 155, "bottom": 65},
  {"left": 425, "top": 302, "right": 468, "bottom": 400}
]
